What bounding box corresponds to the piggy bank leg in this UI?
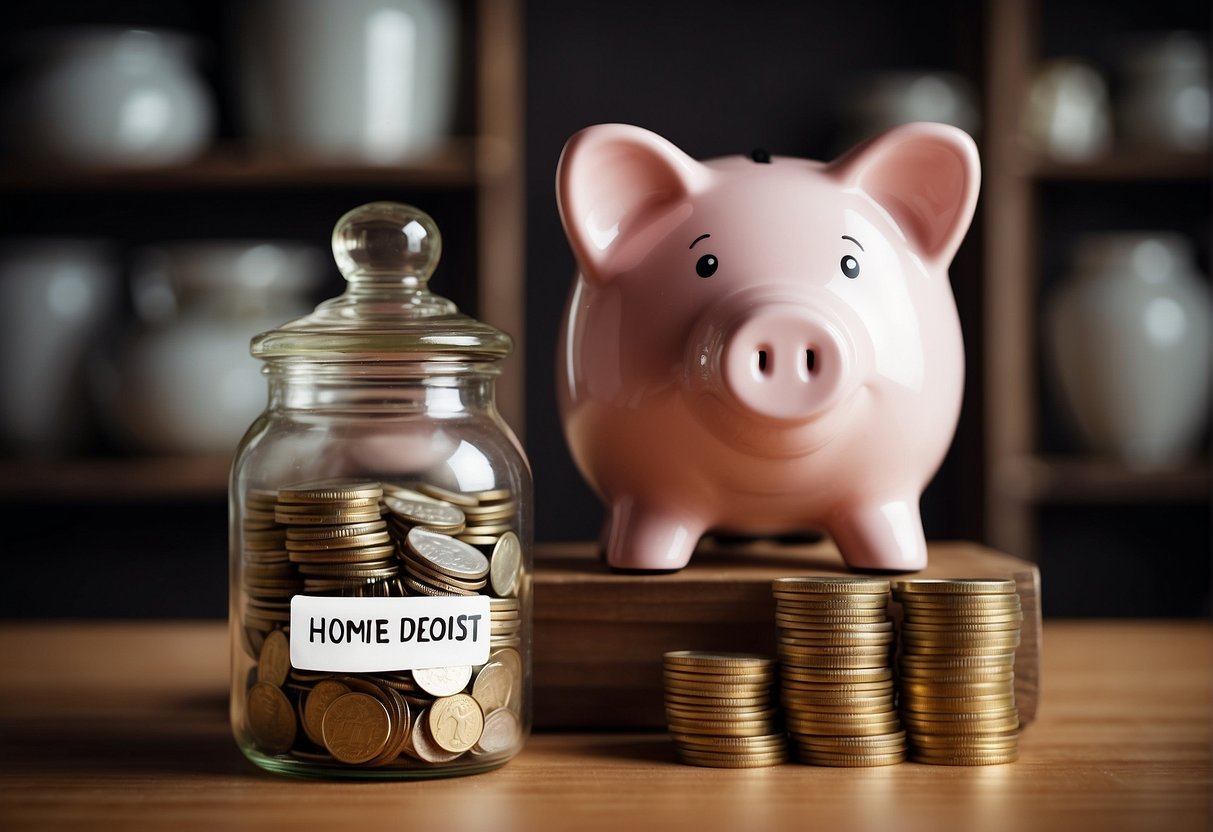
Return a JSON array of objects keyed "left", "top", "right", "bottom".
[
  {"left": 603, "top": 497, "right": 706, "bottom": 572},
  {"left": 829, "top": 499, "right": 928, "bottom": 572}
]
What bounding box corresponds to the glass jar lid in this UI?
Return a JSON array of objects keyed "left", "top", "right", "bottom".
[{"left": 251, "top": 201, "right": 513, "bottom": 361}]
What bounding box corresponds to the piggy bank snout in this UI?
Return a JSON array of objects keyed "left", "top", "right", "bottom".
[{"left": 719, "top": 304, "right": 854, "bottom": 422}]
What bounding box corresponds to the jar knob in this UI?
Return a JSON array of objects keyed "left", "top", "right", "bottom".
[{"left": 331, "top": 201, "right": 441, "bottom": 285}]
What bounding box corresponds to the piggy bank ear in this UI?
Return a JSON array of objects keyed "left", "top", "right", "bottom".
[
  {"left": 829, "top": 122, "right": 980, "bottom": 267},
  {"left": 557, "top": 124, "right": 709, "bottom": 281}
]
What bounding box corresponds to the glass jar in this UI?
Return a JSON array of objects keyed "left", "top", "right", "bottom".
[{"left": 229, "top": 202, "right": 531, "bottom": 779}]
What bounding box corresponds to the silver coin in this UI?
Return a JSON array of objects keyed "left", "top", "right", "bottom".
[
  {"left": 490, "top": 532, "right": 522, "bottom": 597},
  {"left": 406, "top": 527, "right": 490, "bottom": 579},
  {"left": 384, "top": 495, "right": 466, "bottom": 531}
]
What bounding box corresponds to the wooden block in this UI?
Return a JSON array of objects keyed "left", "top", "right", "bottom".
[{"left": 533, "top": 539, "right": 1041, "bottom": 730}]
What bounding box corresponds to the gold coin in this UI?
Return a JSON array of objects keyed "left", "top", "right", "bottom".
[
  {"left": 676, "top": 750, "right": 787, "bottom": 769},
  {"left": 663, "top": 680, "right": 774, "bottom": 698},
  {"left": 901, "top": 680, "right": 1015, "bottom": 697},
  {"left": 381, "top": 483, "right": 446, "bottom": 504},
  {"left": 663, "top": 693, "right": 773, "bottom": 709},
  {"left": 664, "top": 669, "right": 774, "bottom": 686},
  {"left": 666, "top": 720, "right": 779, "bottom": 738},
  {"left": 773, "top": 576, "right": 891, "bottom": 594},
  {"left": 278, "top": 479, "right": 384, "bottom": 502},
  {"left": 257, "top": 629, "right": 291, "bottom": 687},
  {"left": 275, "top": 507, "right": 383, "bottom": 525},
  {"left": 412, "top": 665, "right": 474, "bottom": 698},
  {"left": 408, "top": 709, "right": 463, "bottom": 763},
  {"left": 776, "top": 615, "right": 893, "bottom": 629},
  {"left": 671, "top": 732, "right": 787, "bottom": 751},
  {"left": 289, "top": 544, "right": 397, "bottom": 564},
  {"left": 287, "top": 520, "right": 390, "bottom": 542},
  {"left": 664, "top": 651, "right": 775, "bottom": 671},
  {"left": 799, "top": 729, "right": 906, "bottom": 749},
  {"left": 900, "top": 653, "right": 1016, "bottom": 669},
  {"left": 416, "top": 482, "right": 480, "bottom": 507},
  {"left": 902, "top": 698, "right": 1017, "bottom": 716},
  {"left": 894, "top": 579, "right": 1016, "bottom": 595},
  {"left": 775, "top": 594, "right": 890, "bottom": 608},
  {"left": 902, "top": 713, "right": 1019, "bottom": 731},
  {"left": 472, "top": 708, "right": 521, "bottom": 756},
  {"left": 428, "top": 693, "right": 485, "bottom": 753},
  {"left": 788, "top": 720, "right": 902, "bottom": 737},
  {"left": 489, "top": 532, "right": 522, "bottom": 597},
  {"left": 402, "top": 557, "right": 488, "bottom": 592},
  {"left": 899, "top": 599, "right": 1023, "bottom": 613},
  {"left": 665, "top": 704, "right": 778, "bottom": 722},
  {"left": 472, "top": 661, "right": 514, "bottom": 714},
  {"left": 247, "top": 681, "right": 297, "bottom": 754},
  {"left": 302, "top": 679, "right": 351, "bottom": 746},
  {"left": 489, "top": 648, "right": 523, "bottom": 713},
  {"left": 797, "top": 750, "right": 905, "bottom": 767},
  {"left": 402, "top": 576, "right": 462, "bottom": 597},
  {"left": 275, "top": 495, "right": 381, "bottom": 512},
  {"left": 911, "top": 749, "right": 1018, "bottom": 766},
  {"left": 321, "top": 692, "right": 392, "bottom": 764}
]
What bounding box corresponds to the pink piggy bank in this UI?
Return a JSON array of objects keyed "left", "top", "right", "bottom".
[{"left": 556, "top": 122, "right": 979, "bottom": 572}]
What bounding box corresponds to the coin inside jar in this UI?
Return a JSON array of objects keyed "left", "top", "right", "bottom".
[
  {"left": 247, "top": 681, "right": 297, "bottom": 754},
  {"left": 406, "top": 527, "right": 490, "bottom": 580},
  {"left": 412, "top": 665, "right": 474, "bottom": 698},
  {"left": 322, "top": 692, "right": 392, "bottom": 765},
  {"left": 489, "top": 532, "right": 522, "bottom": 597},
  {"left": 428, "top": 693, "right": 485, "bottom": 753},
  {"left": 384, "top": 494, "right": 466, "bottom": 533}
]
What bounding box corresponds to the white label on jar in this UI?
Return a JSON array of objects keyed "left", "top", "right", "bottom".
[{"left": 289, "top": 595, "right": 491, "bottom": 672}]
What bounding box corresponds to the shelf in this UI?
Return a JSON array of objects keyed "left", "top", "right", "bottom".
[
  {"left": 0, "top": 454, "right": 231, "bottom": 502},
  {"left": 1014, "top": 149, "right": 1211, "bottom": 182},
  {"left": 998, "top": 455, "right": 1212, "bottom": 505},
  {"left": 0, "top": 137, "right": 516, "bottom": 192}
]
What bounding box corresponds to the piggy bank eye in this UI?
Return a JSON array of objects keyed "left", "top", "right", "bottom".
[
  {"left": 840, "top": 254, "right": 860, "bottom": 279},
  {"left": 696, "top": 254, "right": 719, "bottom": 278}
]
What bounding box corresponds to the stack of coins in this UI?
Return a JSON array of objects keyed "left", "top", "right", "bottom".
[
  {"left": 894, "top": 579, "right": 1022, "bottom": 765},
  {"left": 399, "top": 526, "right": 489, "bottom": 596},
  {"left": 441, "top": 486, "right": 517, "bottom": 548},
  {"left": 239, "top": 477, "right": 527, "bottom": 769},
  {"left": 662, "top": 651, "right": 787, "bottom": 768},
  {"left": 772, "top": 577, "right": 906, "bottom": 767},
  {"left": 277, "top": 480, "right": 403, "bottom": 597},
  {"left": 241, "top": 489, "right": 295, "bottom": 654},
  {"left": 490, "top": 597, "right": 522, "bottom": 648}
]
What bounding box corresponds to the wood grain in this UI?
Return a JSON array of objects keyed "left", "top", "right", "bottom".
[
  {"left": 533, "top": 539, "right": 1041, "bottom": 728},
  {"left": 0, "top": 620, "right": 1206, "bottom": 832}
]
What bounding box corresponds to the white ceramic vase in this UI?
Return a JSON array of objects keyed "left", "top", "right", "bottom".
[
  {"left": 237, "top": 0, "right": 457, "bottom": 162},
  {"left": 0, "top": 240, "right": 120, "bottom": 454},
  {"left": 94, "top": 242, "right": 323, "bottom": 455},
  {"left": 1119, "top": 31, "right": 1210, "bottom": 153},
  {"left": 1044, "top": 233, "right": 1211, "bottom": 469},
  {"left": 4, "top": 28, "right": 214, "bottom": 166}
]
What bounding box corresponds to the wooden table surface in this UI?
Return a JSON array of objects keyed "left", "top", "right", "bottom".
[{"left": 0, "top": 620, "right": 1208, "bottom": 832}]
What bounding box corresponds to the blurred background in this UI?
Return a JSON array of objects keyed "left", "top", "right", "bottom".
[{"left": 0, "top": 0, "right": 1207, "bottom": 618}]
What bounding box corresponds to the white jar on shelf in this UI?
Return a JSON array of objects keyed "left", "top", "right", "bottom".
[
  {"left": 237, "top": 0, "right": 458, "bottom": 162},
  {"left": 94, "top": 241, "right": 324, "bottom": 455},
  {"left": 3, "top": 28, "right": 215, "bottom": 167},
  {"left": 1044, "top": 232, "right": 1211, "bottom": 469},
  {"left": 1119, "top": 31, "right": 1210, "bottom": 153}
]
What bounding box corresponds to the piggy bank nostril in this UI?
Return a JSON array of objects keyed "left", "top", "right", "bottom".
[
  {"left": 807, "top": 349, "right": 817, "bottom": 375},
  {"left": 756, "top": 349, "right": 770, "bottom": 376}
]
